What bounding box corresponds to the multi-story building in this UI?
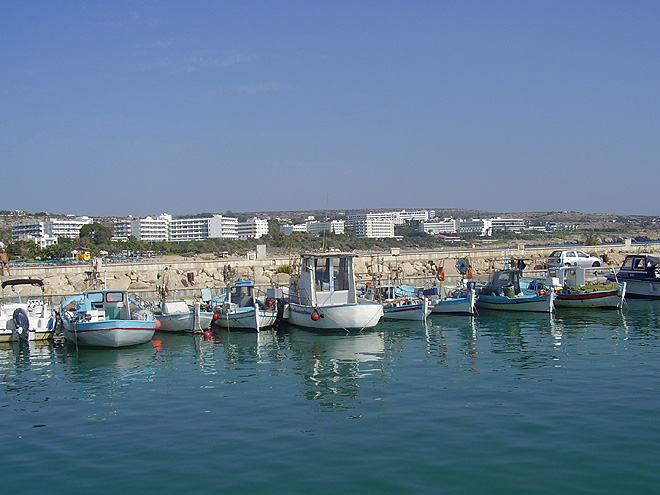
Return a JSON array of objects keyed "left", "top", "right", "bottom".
[
  {"left": 279, "top": 224, "right": 308, "bottom": 235},
  {"left": 490, "top": 217, "right": 525, "bottom": 233},
  {"left": 419, "top": 218, "right": 457, "bottom": 235},
  {"left": 306, "top": 220, "right": 345, "bottom": 237},
  {"left": 169, "top": 215, "right": 238, "bottom": 242},
  {"left": 346, "top": 212, "right": 399, "bottom": 228},
  {"left": 113, "top": 214, "right": 239, "bottom": 242},
  {"left": 352, "top": 217, "right": 396, "bottom": 238},
  {"left": 113, "top": 214, "right": 170, "bottom": 242},
  {"left": 456, "top": 219, "right": 492, "bottom": 236},
  {"left": 398, "top": 210, "right": 433, "bottom": 223},
  {"left": 238, "top": 218, "right": 270, "bottom": 239},
  {"left": 12, "top": 216, "right": 94, "bottom": 245}
]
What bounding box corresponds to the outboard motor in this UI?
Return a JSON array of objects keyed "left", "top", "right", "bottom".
[{"left": 12, "top": 308, "right": 30, "bottom": 343}]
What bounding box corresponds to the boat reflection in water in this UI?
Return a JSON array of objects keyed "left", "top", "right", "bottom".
[
  {"left": 287, "top": 327, "right": 385, "bottom": 408},
  {"left": 60, "top": 342, "right": 157, "bottom": 390}
]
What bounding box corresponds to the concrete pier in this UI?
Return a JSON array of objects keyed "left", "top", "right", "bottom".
[{"left": 0, "top": 241, "right": 650, "bottom": 299}]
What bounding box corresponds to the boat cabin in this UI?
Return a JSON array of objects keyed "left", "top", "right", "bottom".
[
  {"left": 617, "top": 254, "right": 660, "bottom": 280},
  {"left": 482, "top": 268, "right": 523, "bottom": 297},
  {"left": 64, "top": 289, "right": 135, "bottom": 321},
  {"left": 289, "top": 253, "right": 357, "bottom": 307},
  {"left": 228, "top": 280, "right": 256, "bottom": 307}
]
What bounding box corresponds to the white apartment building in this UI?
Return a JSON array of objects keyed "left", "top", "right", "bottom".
[
  {"left": 306, "top": 220, "right": 345, "bottom": 237},
  {"left": 346, "top": 212, "right": 399, "bottom": 228},
  {"left": 279, "top": 224, "right": 308, "bottom": 235},
  {"left": 113, "top": 214, "right": 170, "bottom": 242},
  {"left": 12, "top": 216, "right": 94, "bottom": 244},
  {"left": 419, "top": 218, "right": 457, "bottom": 235},
  {"left": 490, "top": 217, "right": 526, "bottom": 233},
  {"left": 398, "top": 210, "right": 433, "bottom": 223},
  {"left": 456, "top": 219, "right": 492, "bottom": 236},
  {"left": 238, "top": 218, "right": 270, "bottom": 239},
  {"left": 113, "top": 214, "right": 239, "bottom": 242},
  {"left": 169, "top": 215, "right": 238, "bottom": 242},
  {"left": 353, "top": 218, "right": 396, "bottom": 238}
]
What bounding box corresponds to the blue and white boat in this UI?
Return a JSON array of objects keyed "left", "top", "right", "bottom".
[
  {"left": 607, "top": 253, "right": 660, "bottom": 299},
  {"left": 476, "top": 263, "right": 554, "bottom": 313},
  {"left": 427, "top": 284, "right": 477, "bottom": 315},
  {"left": 155, "top": 299, "right": 215, "bottom": 333},
  {"left": 284, "top": 253, "right": 383, "bottom": 331},
  {"left": 59, "top": 288, "right": 157, "bottom": 347},
  {"left": 364, "top": 284, "right": 432, "bottom": 321},
  {"left": 212, "top": 279, "right": 278, "bottom": 331}
]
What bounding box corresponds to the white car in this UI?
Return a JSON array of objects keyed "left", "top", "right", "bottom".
[{"left": 547, "top": 249, "right": 603, "bottom": 268}]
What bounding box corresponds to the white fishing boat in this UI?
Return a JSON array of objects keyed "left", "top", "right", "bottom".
[
  {"left": 59, "top": 288, "right": 157, "bottom": 348},
  {"left": 0, "top": 278, "right": 55, "bottom": 343},
  {"left": 212, "top": 279, "right": 278, "bottom": 331},
  {"left": 283, "top": 253, "right": 383, "bottom": 331},
  {"left": 607, "top": 253, "right": 660, "bottom": 299},
  {"left": 476, "top": 262, "right": 554, "bottom": 313}
]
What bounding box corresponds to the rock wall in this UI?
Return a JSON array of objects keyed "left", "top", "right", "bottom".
[{"left": 0, "top": 243, "right": 641, "bottom": 297}]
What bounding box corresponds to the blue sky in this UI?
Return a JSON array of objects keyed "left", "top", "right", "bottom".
[{"left": 2, "top": 1, "right": 659, "bottom": 217}]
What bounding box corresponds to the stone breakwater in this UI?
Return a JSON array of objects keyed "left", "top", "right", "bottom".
[{"left": 2, "top": 244, "right": 640, "bottom": 297}]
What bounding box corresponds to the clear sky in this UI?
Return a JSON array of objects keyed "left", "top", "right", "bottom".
[{"left": 2, "top": 1, "right": 659, "bottom": 217}]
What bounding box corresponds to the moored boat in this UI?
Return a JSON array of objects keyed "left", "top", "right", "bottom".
[
  {"left": 426, "top": 284, "right": 477, "bottom": 315},
  {"left": 476, "top": 262, "right": 554, "bottom": 313},
  {"left": 212, "top": 279, "right": 278, "bottom": 331},
  {"left": 607, "top": 253, "right": 660, "bottom": 299},
  {"left": 155, "top": 299, "right": 214, "bottom": 332},
  {"left": 363, "top": 284, "right": 432, "bottom": 321},
  {"left": 0, "top": 278, "right": 55, "bottom": 343},
  {"left": 59, "top": 288, "right": 157, "bottom": 348},
  {"left": 544, "top": 265, "right": 626, "bottom": 310},
  {"left": 283, "top": 253, "right": 383, "bottom": 331}
]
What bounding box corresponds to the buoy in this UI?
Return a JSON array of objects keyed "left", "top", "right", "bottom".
[
  {"left": 212, "top": 312, "right": 220, "bottom": 321},
  {"left": 311, "top": 310, "right": 320, "bottom": 321},
  {"left": 204, "top": 329, "right": 212, "bottom": 340},
  {"left": 155, "top": 319, "right": 161, "bottom": 330}
]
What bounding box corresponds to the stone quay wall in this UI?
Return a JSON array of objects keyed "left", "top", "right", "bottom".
[{"left": 2, "top": 240, "right": 650, "bottom": 301}]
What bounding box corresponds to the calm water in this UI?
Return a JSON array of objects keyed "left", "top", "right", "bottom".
[{"left": 2, "top": 300, "right": 660, "bottom": 494}]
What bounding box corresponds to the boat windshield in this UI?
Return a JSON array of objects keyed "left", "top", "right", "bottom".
[{"left": 314, "top": 256, "right": 351, "bottom": 292}]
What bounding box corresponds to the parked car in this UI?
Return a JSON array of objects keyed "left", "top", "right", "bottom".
[{"left": 547, "top": 250, "right": 603, "bottom": 268}]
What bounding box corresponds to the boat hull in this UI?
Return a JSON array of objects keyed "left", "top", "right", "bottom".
[
  {"left": 62, "top": 320, "right": 156, "bottom": 348},
  {"left": 431, "top": 291, "right": 476, "bottom": 315},
  {"left": 0, "top": 316, "right": 54, "bottom": 343},
  {"left": 555, "top": 284, "right": 626, "bottom": 309},
  {"left": 286, "top": 302, "right": 383, "bottom": 331},
  {"left": 476, "top": 293, "right": 554, "bottom": 313},
  {"left": 156, "top": 311, "right": 214, "bottom": 332},
  {"left": 213, "top": 307, "right": 278, "bottom": 331},
  {"left": 0, "top": 328, "right": 53, "bottom": 343},
  {"left": 617, "top": 279, "right": 660, "bottom": 299},
  {"left": 383, "top": 300, "right": 431, "bottom": 321}
]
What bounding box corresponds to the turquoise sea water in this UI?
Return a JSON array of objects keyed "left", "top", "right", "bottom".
[{"left": 2, "top": 300, "right": 660, "bottom": 494}]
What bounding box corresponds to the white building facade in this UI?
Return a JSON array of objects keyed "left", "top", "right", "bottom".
[
  {"left": 419, "top": 218, "right": 457, "bottom": 235},
  {"left": 238, "top": 218, "right": 270, "bottom": 239},
  {"left": 169, "top": 215, "right": 238, "bottom": 242},
  {"left": 12, "top": 216, "right": 94, "bottom": 245}
]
